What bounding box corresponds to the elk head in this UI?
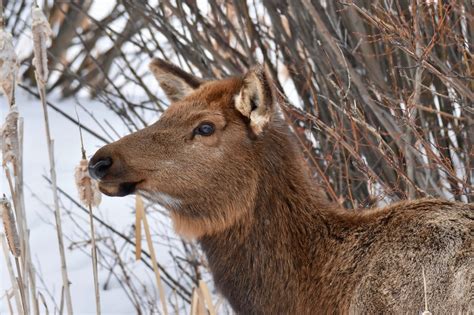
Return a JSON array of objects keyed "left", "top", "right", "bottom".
[{"left": 89, "top": 59, "right": 278, "bottom": 239}]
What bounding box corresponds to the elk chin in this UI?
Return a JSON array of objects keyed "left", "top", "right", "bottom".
[{"left": 98, "top": 181, "right": 139, "bottom": 197}]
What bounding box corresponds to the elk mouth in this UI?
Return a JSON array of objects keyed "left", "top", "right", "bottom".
[{"left": 98, "top": 180, "right": 143, "bottom": 197}]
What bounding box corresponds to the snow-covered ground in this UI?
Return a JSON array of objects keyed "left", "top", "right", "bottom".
[{"left": 1, "top": 89, "right": 164, "bottom": 314}]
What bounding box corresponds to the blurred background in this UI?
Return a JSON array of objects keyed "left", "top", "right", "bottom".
[{"left": 1, "top": 0, "right": 472, "bottom": 314}]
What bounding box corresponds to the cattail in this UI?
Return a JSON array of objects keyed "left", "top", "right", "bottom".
[
  {"left": 31, "top": 6, "right": 52, "bottom": 87},
  {"left": 1, "top": 105, "right": 19, "bottom": 167},
  {"left": 75, "top": 109, "right": 102, "bottom": 314},
  {"left": 0, "top": 27, "right": 18, "bottom": 106},
  {"left": 75, "top": 159, "right": 101, "bottom": 207},
  {"left": 1, "top": 197, "right": 20, "bottom": 257},
  {"left": 33, "top": 6, "right": 74, "bottom": 314}
]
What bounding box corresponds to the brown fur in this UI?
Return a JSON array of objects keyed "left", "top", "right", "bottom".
[{"left": 90, "top": 59, "right": 473, "bottom": 314}]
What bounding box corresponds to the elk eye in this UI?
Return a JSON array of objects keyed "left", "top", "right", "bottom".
[{"left": 195, "top": 123, "right": 215, "bottom": 136}]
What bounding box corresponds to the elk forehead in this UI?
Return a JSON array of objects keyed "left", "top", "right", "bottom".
[
  {"left": 180, "top": 78, "right": 244, "bottom": 110},
  {"left": 156, "top": 78, "right": 243, "bottom": 125}
]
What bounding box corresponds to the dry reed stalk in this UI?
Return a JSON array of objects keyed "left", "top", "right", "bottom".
[
  {"left": 6, "top": 110, "right": 40, "bottom": 315},
  {"left": 135, "top": 195, "right": 143, "bottom": 261},
  {"left": 172, "top": 289, "right": 180, "bottom": 315},
  {"left": 59, "top": 286, "right": 64, "bottom": 315},
  {"left": 1, "top": 193, "right": 28, "bottom": 314},
  {"left": 421, "top": 266, "right": 431, "bottom": 315},
  {"left": 74, "top": 158, "right": 102, "bottom": 315},
  {"left": 38, "top": 291, "right": 49, "bottom": 315},
  {"left": 1, "top": 233, "right": 22, "bottom": 313},
  {"left": 198, "top": 280, "right": 216, "bottom": 315},
  {"left": 136, "top": 193, "right": 169, "bottom": 315},
  {"left": 74, "top": 109, "right": 101, "bottom": 315},
  {"left": 0, "top": 26, "right": 17, "bottom": 106},
  {"left": 5, "top": 289, "right": 14, "bottom": 315},
  {"left": 31, "top": 5, "right": 73, "bottom": 314},
  {"left": 190, "top": 288, "right": 199, "bottom": 315},
  {"left": 13, "top": 254, "right": 28, "bottom": 315},
  {"left": 195, "top": 286, "right": 207, "bottom": 315},
  {"left": 27, "top": 261, "right": 39, "bottom": 315},
  {"left": 1, "top": 60, "right": 39, "bottom": 315}
]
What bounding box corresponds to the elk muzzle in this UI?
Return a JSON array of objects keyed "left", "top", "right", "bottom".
[{"left": 88, "top": 145, "right": 143, "bottom": 197}]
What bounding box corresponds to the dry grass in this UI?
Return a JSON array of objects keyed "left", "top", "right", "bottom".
[
  {"left": 136, "top": 193, "right": 169, "bottom": 315},
  {"left": 1, "top": 13, "right": 40, "bottom": 313}
]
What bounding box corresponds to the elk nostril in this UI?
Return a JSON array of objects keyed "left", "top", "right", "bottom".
[{"left": 88, "top": 157, "right": 113, "bottom": 180}]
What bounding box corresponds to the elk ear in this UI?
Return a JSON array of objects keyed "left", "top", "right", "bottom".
[
  {"left": 149, "top": 58, "right": 202, "bottom": 102},
  {"left": 235, "top": 65, "right": 274, "bottom": 134}
]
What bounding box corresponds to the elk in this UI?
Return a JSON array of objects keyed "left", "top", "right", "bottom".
[{"left": 89, "top": 59, "right": 473, "bottom": 314}]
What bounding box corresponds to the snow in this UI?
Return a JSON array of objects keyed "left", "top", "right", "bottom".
[{"left": 0, "top": 89, "right": 149, "bottom": 314}]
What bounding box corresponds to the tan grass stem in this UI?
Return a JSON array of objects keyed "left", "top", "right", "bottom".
[
  {"left": 136, "top": 193, "right": 169, "bottom": 315},
  {"left": 74, "top": 109, "right": 102, "bottom": 315},
  {"left": 1, "top": 233, "right": 22, "bottom": 313},
  {"left": 32, "top": 5, "right": 73, "bottom": 314},
  {"left": 198, "top": 280, "right": 216, "bottom": 315},
  {"left": 134, "top": 198, "right": 143, "bottom": 261},
  {"left": 421, "top": 266, "right": 431, "bottom": 315},
  {"left": 74, "top": 158, "right": 102, "bottom": 315}
]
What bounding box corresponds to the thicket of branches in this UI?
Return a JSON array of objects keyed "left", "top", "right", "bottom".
[
  {"left": 6, "top": 0, "right": 472, "bottom": 205},
  {"left": 2, "top": 0, "right": 472, "bottom": 313}
]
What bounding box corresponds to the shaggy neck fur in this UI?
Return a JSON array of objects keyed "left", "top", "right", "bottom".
[{"left": 199, "top": 121, "right": 343, "bottom": 314}]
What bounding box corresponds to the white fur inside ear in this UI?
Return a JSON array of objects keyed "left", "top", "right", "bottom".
[
  {"left": 234, "top": 91, "right": 251, "bottom": 117},
  {"left": 158, "top": 72, "right": 194, "bottom": 100},
  {"left": 235, "top": 85, "right": 269, "bottom": 134},
  {"left": 250, "top": 111, "right": 270, "bottom": 134}
]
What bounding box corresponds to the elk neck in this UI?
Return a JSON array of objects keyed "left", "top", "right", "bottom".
[{"left": 198, "top": 119, "right": 343, "bottom": 313}]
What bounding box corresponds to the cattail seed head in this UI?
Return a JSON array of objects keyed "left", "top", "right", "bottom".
[
  {"left": 0, "top": 28, "right": 18, "bottom": 105},
  {"left": 31, "top": 6, "right": 52, "bottom": 87},
  {"left": 1, "top": 196, "right": 21, "bottom": 257},
  {"left": 1, "top": 105, "right": 19, "bottom": 168},
  {"left": 75, "top": 159, "right": 102, "bottom": 207}
]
